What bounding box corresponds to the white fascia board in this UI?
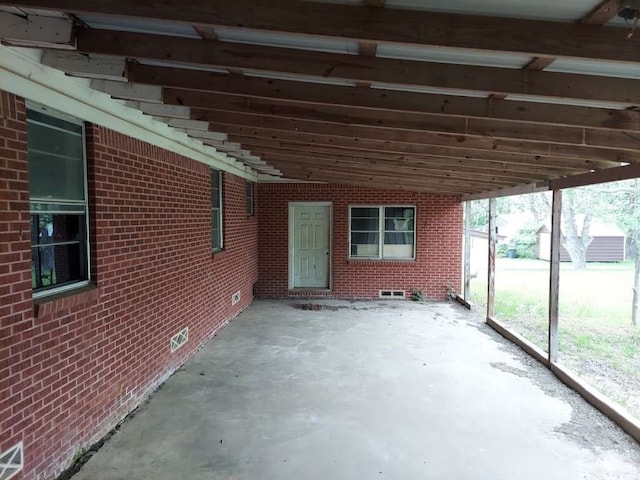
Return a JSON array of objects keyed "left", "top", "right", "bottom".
[
  {"left": 0, "top": 12, "right": 74, "bottom": 48},
  {"left": 0, "top": 44, "right": 255, "bottom": 180},
  {"left": 41, "top": 50, "right": 126, "bottom": 80}
]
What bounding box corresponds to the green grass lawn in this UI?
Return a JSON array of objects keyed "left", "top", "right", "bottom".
[{"left": 470, "top": 258, "right": 640, "bottom": 417}]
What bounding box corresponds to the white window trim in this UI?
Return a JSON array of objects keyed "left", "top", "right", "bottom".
[
  {"left": 348, "top": 205, "right": 416, "bottom": 260},
  {"left": 27, "top": 102, "right": 92, "bottom": 298}
]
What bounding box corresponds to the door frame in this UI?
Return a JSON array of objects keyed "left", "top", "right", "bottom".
[{"left": 288, "top": 201, "right": 333, "bottom": 290}]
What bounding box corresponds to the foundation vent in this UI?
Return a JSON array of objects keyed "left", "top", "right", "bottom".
[
  {"left": 231, "top": 291, "right": 241, "bottom": 306},
  {"left": 0, "top": 442, "right": 23, "bottom": 480},
  {"left": 170, "top": 327, "right": 189, "bottom": 352},
  {"left": 379, "top": 289, "right": 406, "bottom": 299}
]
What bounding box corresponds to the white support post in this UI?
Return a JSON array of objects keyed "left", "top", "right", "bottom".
[
  {"left": 549, "top": 189, "right": 562, "bottom": 362},
  {"left": 463, "top": 200, "right": 472, "bottom": 301},
  {"left": 487, "top": 198, "right": 497, "bottom": 320}
]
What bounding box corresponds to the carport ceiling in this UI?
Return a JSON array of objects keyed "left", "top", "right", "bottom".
[{"left": 2, "top": 0, "right": 640, "bottom": 196}]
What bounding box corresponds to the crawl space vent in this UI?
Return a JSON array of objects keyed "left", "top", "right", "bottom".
[
  {"left": 379, "top": 290, "right": 405, "bottom": 299},
  {"left": 170, "top": 327, "right": 189, "bottom": 352},
  {"left": 231, "top": 291, "right": 241, "bottom": 306},
  {"left": 0, "top": 442, "right": 23, "bottom": 480}
]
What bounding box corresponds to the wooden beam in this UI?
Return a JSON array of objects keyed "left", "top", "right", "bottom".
[
  {"left": 524, "top": 57, "right": 556, "bottom": 71},
  {"left": 91, "top": 79, "right": 162, "bottom": 103},
  {"left": 549, "top": 163, "right": 640, "bottom": 190},
  {"left": 10, "top": 0, "right": 640, "bottom": 63},
  {"left": 160, "top": 84, "right": 640, "bottom": 133},
  {"left": 581, "top": 0, "right": 622, "bottom": 24},
  {"left": 119, "top": 56, "right": 640, "bottom": 106},
  {"left": 279, "top": 172, "right": 470, "bottom": 195},
  {"left": 548, "top": 189, "right": 562, "bottom": 362},
  {"left": 0, "top": 11, "right": 74, "bottom": 48},
  {"left": 41, "top": 50, "right": 125, "bottom": 80},
  {"left": 204, "top": 116, "right": 637, "bottom": 164},
  {"left": 191, "top": 104, "right": 640, "bottom": 152},
  {"left": 230, "top": 136, "right": 617, "bottom": 171},
  {"left": 186, "top": 130, "right": 228, "bottom": 141},
  {"left": 221, "top": 125, "right": 631, "bottom": 166},
  {"left": 487, "top": 198, "right": 497, "bottom": 319},
  {"left": 276, "top": 166, "right": 477, "bottom": 193},
  {"left": 124, "top": 101, "right": 192, "bottom": 119},
  {"left": 161, "top": 118, "right": 210, "bottom": 131},
  {"left": 462, "top": 182, "right": 550, "bottom": 201},
  {"left": 249, "top": 145, "right": 575, "bottom": 178},
  {"left": 262, "top": 153, "right": 530, "bottom": 185}
]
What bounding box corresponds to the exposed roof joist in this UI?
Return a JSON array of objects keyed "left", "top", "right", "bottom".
[
  {"left": 7, "top": 0, "right": 640, "bottom": 63},
  {"left": 57, "top": 28, "right": 640, "bottom": 106},
  {"left": 2, "top": 0, "right": 640, "bottom": 196}
]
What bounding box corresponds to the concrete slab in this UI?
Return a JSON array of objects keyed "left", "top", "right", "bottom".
[{"left": 71, "top": 300, "right": 640, "bottom": 480}]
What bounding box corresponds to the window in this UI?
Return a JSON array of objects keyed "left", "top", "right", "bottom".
[
  {"left": 27, "top": 107, "right": 90, "bottom": 294},
  {"left": 211, "top": 169, "right": 223, "bottom": 251},
  {"left": 349, "top": 206, "right": 415, "bottom": 259},
  {"left": 247, "top": 181, "right": 254, "bottom": 215}
]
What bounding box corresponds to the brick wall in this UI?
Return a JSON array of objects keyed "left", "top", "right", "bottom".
[
  {"left": 256, "top": 182, "right": 462, "bottom": 299},
  {"left": 0, "top": 91, "right": 258, "bottom": 479}
]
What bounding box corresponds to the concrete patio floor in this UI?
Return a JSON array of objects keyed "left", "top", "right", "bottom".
[{"left": 71, "top": 300, "right": 640, "bottom": 480}]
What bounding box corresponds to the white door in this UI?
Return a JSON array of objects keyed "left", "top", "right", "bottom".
[{"left": 290, "top": 203, "right": 331, "bottom": 288}]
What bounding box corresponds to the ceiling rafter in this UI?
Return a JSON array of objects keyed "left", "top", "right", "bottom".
[
  {"left": 5, "top": 0, "right": 640, "bottom": 63},
  {"left": 37, "top": 51, "right": 640, "bottom": 133},
  {"left": 2, "top": 0, "right": 639, "bottom": 196},
  {"left": 211, "top": 121, "right": 634, "bottom": 165},
  {"left": 187, "top": 105, "right": 640, "bottom": 152},
  {"left": 54, "top": 29, "right": 640, "bottom": 105}
]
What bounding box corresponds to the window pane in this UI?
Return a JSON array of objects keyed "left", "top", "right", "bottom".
[
  {"left": 383, "top": 207, "right": 415, "bottom": 258},
  {"left": 211, "top": 170, "right": 223, "bottom": 250},
  {"left": 31, "top": 213, "right": 84, "bottom": 245},
  {"left": 27, "top": 119, "right": 85, "bottom": 202},
  {"left": 31, "top": 214, "right": 87, "bottom": 290},
  {"left": 350, "top": 232, "right": 380, "bottom": 257},
  {"left": 351, "top": 207, "right": 379, "bottom": 219},
  {"left": 247, "top": 182, "right": 254, "bottom": 215},
  {"left": 351, "top": 218, "right": 379, "bottom": 231}
]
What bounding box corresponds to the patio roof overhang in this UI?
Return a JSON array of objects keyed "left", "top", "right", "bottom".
[{"left": 2, "top": 0, "right": 640, "bottom": 197}]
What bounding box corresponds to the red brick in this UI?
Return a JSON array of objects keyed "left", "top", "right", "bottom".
[{"left": 1, "top": 92, "right": 258, "bottom": 479}]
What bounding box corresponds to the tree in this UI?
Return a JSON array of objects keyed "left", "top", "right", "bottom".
[
  {"left": 560, "top": 189, "right": 594, "bottom": 270},
  {"left": 597, "top": 179, "right": 640, "bottom": 328}
]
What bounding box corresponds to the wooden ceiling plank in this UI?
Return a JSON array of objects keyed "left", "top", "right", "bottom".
[
  {"left": 258, "top": 153, "right": 548, "bottom": 183},
  {"left": 201, "top": 111, "right": 638, "bottom": 161},
  {"left": 189, "top": 106, "right": 586, "bottom": 147},
  {"left": 232, "top": 134, "right": 607, "bottom": 168},
  {"left": 581, "top": 0, "right": 623, "bottom": 24},
  {"left": 273, "top": 164, "right": 518, "bottom": 188},
  {"left": 275, "top": 172, "right": 471, "bottom": 195},
  {"left": 216, "top": 122, "right": 634, "bottom": 164},
  {"left": 0, "top": 10, "right": 74, "bottom": 48},
  {"left": 246, "top": 145, "right": 587, "bottom": 176},
  {"left": 8, "top": 0, "right": 640, "bottom": 63},
  {"left": 191, "top": 105, "right": 640, "bottom": 152},
  {"left": 276, "top": 164, "right": 509, "bottom": 191},
  {"left": 41, "top": 50, "right": 126, "bottom": 80},
  {"left": 89, "top": 41, "right": 640, "bottom": 104},
  {"left": 160, "top": 85, "right": 640, "bottom": 133}
]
